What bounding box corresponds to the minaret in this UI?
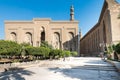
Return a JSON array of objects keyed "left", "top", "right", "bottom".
[
  {"left": 70, "top": 5, "right": 74, "bottom": 21},
  {"left": 79, "top": 28, "right": 82, "bottom": 39}
]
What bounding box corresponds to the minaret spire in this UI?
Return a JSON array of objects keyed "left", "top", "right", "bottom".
[{"left": 70, "top": 5, "right": 74, "bottom": 21}]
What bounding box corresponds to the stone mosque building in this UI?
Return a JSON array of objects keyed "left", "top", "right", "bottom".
[
  {"left": 80, "top": 0, "right": 120, "bottom": 56},
  {"left": 5, "top": 6, "right": 79, "bottom": 52}
]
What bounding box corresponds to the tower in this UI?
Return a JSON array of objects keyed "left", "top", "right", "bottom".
[{"left": 70, "top": 5, "right": 74, "bottom": 21}]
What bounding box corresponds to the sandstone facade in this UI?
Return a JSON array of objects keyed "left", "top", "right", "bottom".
[
  {"left": 5, "top": 6, "right": 79, "bottom": 52},
  {"left": 80, "top": 0, "right": 120, "bottom": 56}
]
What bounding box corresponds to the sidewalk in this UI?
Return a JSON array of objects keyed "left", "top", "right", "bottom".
[{"left": 107, "top": 60, "right": 120, "bottom": 72}]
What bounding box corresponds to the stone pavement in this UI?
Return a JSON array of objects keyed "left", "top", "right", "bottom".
[
  {"left": 107, "top": 60, "right": 120, "bottom": 72},
  {"left": 0, "top": 57, "right": 120, "bottom": 80}
]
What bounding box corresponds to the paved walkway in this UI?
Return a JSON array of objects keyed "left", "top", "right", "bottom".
[{"left": 0, "top": 57, "right": 120, "bottom": 80}]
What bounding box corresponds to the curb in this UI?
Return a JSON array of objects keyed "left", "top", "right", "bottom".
[{"left": 107, "top": 60, "right": 120, "bottom": 72}]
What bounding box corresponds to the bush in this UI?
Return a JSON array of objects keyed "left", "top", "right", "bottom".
[
  {"left": 0, "top": 40, "right": 21, "bottom": 56},
  {"left": 115, "top": 43, "right": 120, "bottom": 54},
  {"left": 40, "top": 41, "right": 53, "bottom": 49},
  {"left": 20, "top": 42, "right": 31, "bottom": 47},
  {"left": 25, "top": 46, "right": 42, "bottom": 56},
  {"left": 106, "top": 46, "right": 113, "bottom": 54},
  {"left": 49, "top": 49, "right": 63, "bottom": 59},
  {"left": 40, "top": 47, "right": 50, "bottom": 59},
  {"left": 63, "top": 50, "right": 71, "bottom": 57},
  {"left": 71, "top": 51, "right": 78, "bottom": 56}
]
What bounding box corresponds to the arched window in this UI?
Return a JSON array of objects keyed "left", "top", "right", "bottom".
[
  {"left": 53, "top": 32, "right": 61, "bottom": 49},
  {"left": 25, "top": 32, "right": 32, "bottom": 45},
  {"left": 41, "top": 31, "right": 45, "bottom": 42},
  {"left": 10, "top": 32, "right": 17, "bottom": 42}
]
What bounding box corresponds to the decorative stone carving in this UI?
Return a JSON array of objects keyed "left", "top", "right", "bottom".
[
  {"left": 25, "top": 32, "right": 32, "bottom": 45},
  {"left": 53, "top": 32, "right": 60, "bottom": 49},
  {"left": 10, "top": 32, "right": 16, "bottom": 42}
]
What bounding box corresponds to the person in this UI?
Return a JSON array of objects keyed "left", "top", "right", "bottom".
[{"left": 100, "top": 52, "right": 104, "bottom": 59}]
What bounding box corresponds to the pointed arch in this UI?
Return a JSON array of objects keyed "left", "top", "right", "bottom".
[
  {"left": 53, "top": 32, "right": 61, "bottom": 49},
  {"left": 25, "top": 32, "right": 32, "bottom": 45},
  {"left": 41, "top": 27, "right": 45, "bottom": 42},
  {"left": 68, "top": 32, "right": 75, "bottom": 51},
  {"left": 10, "top": 32, "right": 17, "bottom": 42}
]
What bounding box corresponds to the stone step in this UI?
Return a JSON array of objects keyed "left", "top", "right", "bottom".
[{"left": 71, "top": 65, "right": 117, "bottom": 71}]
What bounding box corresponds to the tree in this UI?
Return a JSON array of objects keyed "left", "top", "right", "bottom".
[{"left": 0, "top": 40, "right": 21, "bottom": 57}]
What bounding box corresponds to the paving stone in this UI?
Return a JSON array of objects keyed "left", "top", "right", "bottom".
[{"left": 0, "top": 57, "right": 120, "bottom": 80}]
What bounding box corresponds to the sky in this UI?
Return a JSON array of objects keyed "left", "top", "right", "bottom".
[{"left": 0, "top": 0, "right": 120, "bottom": 39}]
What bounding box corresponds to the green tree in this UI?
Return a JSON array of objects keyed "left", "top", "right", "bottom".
[{"left": 0, "top": 40, "right": 21, "bottom": 56}]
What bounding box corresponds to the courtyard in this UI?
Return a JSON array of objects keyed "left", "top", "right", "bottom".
[{"left": 0, "top": 57, "right": 120, "bottom": 80}]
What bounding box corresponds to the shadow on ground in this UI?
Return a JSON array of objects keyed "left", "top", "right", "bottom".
[
  {"left": 48, "top": 66, "right": 97, "bottom": 80},
  {"left": 0, "top": 67, "right": 34, "bottom": 80},
  {"left": 48, "top": 59, "right": 120, "bottom": 80}
]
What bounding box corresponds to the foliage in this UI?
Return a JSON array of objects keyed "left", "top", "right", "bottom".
[
  {"left": 49, "top": 49, "right": 63, "bottom": 59},
  {"left": 25, "top": 46, "right": 42, "bottom": 56},
  {"left": 25, "top": 46, "right": 50, "bottom": 59},
  {"left": 0, "top": 40, "right": 76, "bottom": 61},
  {"left": 0, "top": 40, "right": 21, "bottom": 56},
  {"left": 63, "top": 50, "right": 71, "bottom": 57},
  {"left": 106, "top": 45, "right": 114, "bottom": 54},
  {"left": 40, "top": 47, "right": 50, "bottom": 58},
  {"left": 20, "top": 42, "right": 31, "bottom": 47},
  {"left": 114, "top": 43, "right": 120, "bottom": 54},
  {"left": 40, "top": 41, "right": 53, "bottom": 49},
  {"left": 71, "top": 51, "right": 78, "bottom": 56}
]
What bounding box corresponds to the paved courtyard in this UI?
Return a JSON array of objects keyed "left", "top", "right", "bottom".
[{"left": 0, "top": 57, "right": 120, "bottom": 80}]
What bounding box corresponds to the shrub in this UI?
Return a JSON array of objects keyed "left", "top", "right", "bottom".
[
  {"left": 115, "top": 43, "right": 120, "bottom": 54},
  {"left": 71, "top": 51, "right": 78, "bottom": 56},
  {"left": 49, "top": 49, "right": 63, "bottom": 59},
  {"left": 40, "top": 47, "right": 50, "bottom": 59},
  {"left": 25, "top": 46, "right": 42, "bottom": 56},
  {"left": 0, "top": 40, "right": 21, "bottom": 56},
  {"left": 63, "top": 50, "right": 71, "bottom": 57},
  {"left": 40, "top": 41, "right": 53, "bottom": 49},
  {"left": 20, "top": 42, "right": 31, "bottom": 47},
  {"left": 106, "top": 46, "right": 113, "bottom": 54}
]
